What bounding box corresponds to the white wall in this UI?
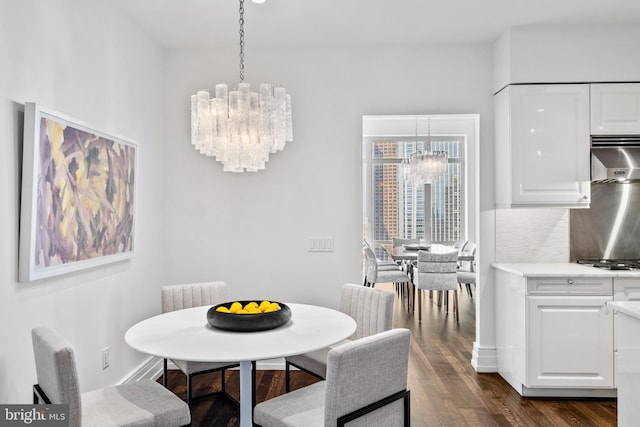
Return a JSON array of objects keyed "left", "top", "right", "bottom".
[
  {"left": 163, "top": 44, "right": 493, "bottom": 309},
  {"left": 0, "top": 0, "right": 165, "bottom": 403}
]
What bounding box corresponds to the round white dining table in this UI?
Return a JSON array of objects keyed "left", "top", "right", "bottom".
[{"left": 125, "top": 303, "right": 357, "bottom": 427}]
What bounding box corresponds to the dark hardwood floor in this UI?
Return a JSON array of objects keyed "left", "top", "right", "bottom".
[{"left": 162, "top": 284, "right": 617, "bottom": 426}]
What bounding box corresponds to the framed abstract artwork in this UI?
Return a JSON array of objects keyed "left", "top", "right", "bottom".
[{"left": 19, "top": 103, "right": 137, "bottom": 281}]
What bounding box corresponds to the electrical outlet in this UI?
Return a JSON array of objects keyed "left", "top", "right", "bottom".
[{"left": 102, "top": 346, "right": 110, "bottom": 370}]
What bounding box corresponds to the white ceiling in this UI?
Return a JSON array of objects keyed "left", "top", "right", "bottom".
[{"left": 113, "top": 0, "right": 640, "bottom": 49}]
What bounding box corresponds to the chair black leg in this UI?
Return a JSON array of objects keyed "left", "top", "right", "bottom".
[
  {"left": 163, "top": 358, "right": 168, "bottom": 387},
  {"left": 285, "top": 361, "right": 291, "bottom": 392},
  {"left": 404, "top": 391, "right": 411, "bottom": 427},
  {"left": 187, "top": 374, "right": 193, "bottom": 405}
]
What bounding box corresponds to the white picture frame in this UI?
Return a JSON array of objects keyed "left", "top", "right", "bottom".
[{"left": 19, "top": 103, "right": 137, "bottom": 282}]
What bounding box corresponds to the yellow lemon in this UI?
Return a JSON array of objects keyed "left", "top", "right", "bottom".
[
  {"left": 269, "top": 302, "right": 281, "bottom": 311},
  {"left": 244, "top": 302, "right": 259, "bottom": 311},
  {"left": 237, "top": 309, "right": 249, "bottom": 314},
  {"left": 259, "top": 301, "right": 271, "bottom": 312},
  {"left": 216, "top": 306, "right": 230, "bottom": 313},
  {"left": 229, "top": 302, "right": 242, "bottom": 313}
]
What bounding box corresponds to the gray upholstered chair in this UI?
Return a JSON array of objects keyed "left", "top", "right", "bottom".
[
  {"left": 31, "top": 326, "right": 191, "bottom": 427},
  {"left": 457, "top": 242, "right": 476, "bottom": 297},
  {"left": 453, "top": 239, "right": 468, "bottom": 252},
  {"left": 363, "top": 246, "right": 411, "bottom": 289},
  {"left": 362, "top": 241, "right": 399, "bottom": 273},
  {"left": 162, "top": 281, "right": 254, "bottom": 406},
  {"left": 413, "top": 250, "right": 459, "bottom": 322},
  {"left": 391, "top": 238, "right": 420, "bottom": 299},
  {"left": 284, "top": 283, "right": 394, "bottom": 393},
  {"left": 255, "top": 328, "right": 411, "bottom": 427}
]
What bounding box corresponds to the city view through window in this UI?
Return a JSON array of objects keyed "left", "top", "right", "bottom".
[{"left": 366, "top": 137, "right": 464, "bottom": 245}]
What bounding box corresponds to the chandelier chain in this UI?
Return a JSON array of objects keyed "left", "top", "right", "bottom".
[
  {"left": 190, "top": 0, "right": 293, "bottom": 172},
  {"left": 239, "top": 0, "right": 245, "bottom": 81}
]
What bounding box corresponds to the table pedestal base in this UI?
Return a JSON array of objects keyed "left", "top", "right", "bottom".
[{"left": 240, "top": 360, "right": 253, "bottom": 427}]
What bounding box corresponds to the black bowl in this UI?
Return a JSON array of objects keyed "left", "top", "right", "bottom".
[{"left": 207, "top": 301, "right": 292, "bottom": 332}]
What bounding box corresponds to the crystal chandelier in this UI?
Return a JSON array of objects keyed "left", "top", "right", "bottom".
[
  {"left": 190, "top": 0, "right": 293, "bottom": 172},
  {"left": 403, "top": 118, "right": 448, "bottom": 185}
]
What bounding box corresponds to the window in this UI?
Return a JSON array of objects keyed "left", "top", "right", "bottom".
[{"left": 363, "top": 116, "right": 466, "bottom": 245}]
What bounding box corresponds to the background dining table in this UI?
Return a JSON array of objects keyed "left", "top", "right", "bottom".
[{"left": 380, "top": 243, "right": 473, "bottom": 262}]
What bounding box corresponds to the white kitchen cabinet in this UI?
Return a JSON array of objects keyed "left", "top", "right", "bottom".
[
  {"left": 494, "top": 267, "right": 615, "bottom": 397},
  {"left": 527, "top": 295, "right": 613, "bottom": 388},
  {"left": 591, "top": 83, "right": 640, "bottom": 135},
  {"left": 495, "top": 84, "right": 591, "bottom": 208}
]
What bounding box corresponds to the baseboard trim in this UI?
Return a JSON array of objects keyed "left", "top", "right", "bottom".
[
  {"left": 120, "top": 356, "right": 164, "bottom": 384},
  {"left": 121, "top": 357, "right": 288, "bottom": 384},
  {"left": 471, "top": 342, "right": 498, "bottom": 373},
  {"left": 522, "top": 386, "right": 617, "bottom": 398}
]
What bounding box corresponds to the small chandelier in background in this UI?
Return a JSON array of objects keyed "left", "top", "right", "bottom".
[
  {"left": 403, "top": 118, "right": 448, "bottom": 185},
  {"left": 190, "top": 0, "right": 293, "bottom": 172}
]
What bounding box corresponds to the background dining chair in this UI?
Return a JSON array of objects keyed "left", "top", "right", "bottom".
[
  {"left": 457, "top": 242, "right": 477, "bottom": 297},
  {"left": 162, "top": 281, "right": 254, "bottom": 406},
  {"left": 284, "top": 282, "right": 394, "bottom": 393},
  {"left": 363, "top": 240, "right": 398, "bottom": 271},
  {"left": 453, "top": 239, "right": 468, "bottom": 251},
  {"left": 255, "top": 328, "right": 411, "bottom": 427},
  {"left": 413, "top": 250, "right": 459, "bottom": 322},
  {"left": 363, "top": 246, "right": 411, "bottom": 288},
  {"left": 391, "top": 237, "right": 421, "bottom": 301},
  {"left": 32, "top": 326, "right": 191, "bottom": 427}
]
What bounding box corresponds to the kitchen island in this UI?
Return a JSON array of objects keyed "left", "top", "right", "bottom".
[{"left": 493, "top": 263, "right": 640, "bottom": 398}]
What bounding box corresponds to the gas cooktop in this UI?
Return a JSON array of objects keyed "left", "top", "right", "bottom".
[{"left": 577, "top": 259, "right": 640, "bottom": 270}]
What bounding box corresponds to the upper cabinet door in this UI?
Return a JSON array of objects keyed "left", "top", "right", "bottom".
[
  {"left": 591, "top": 83, "right": 640, "bottom": 135},
  {"left": 495, "top": 84, "right": 591, "bottom": 208}
]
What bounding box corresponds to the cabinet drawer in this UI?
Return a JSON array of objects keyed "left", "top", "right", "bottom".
[
  {"left": 614, "top": 277, "right": 640, "bottom": 301},
  {"left": 527, "top": 277, "right": 612, "bottom": 295}
]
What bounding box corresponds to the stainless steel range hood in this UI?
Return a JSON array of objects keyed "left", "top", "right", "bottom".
[
  {"left": 591, "top": 135, "right": 640, "bottom": 182},
  {"left": 570, "top": 181, "right": 640, "bottom": 261}
]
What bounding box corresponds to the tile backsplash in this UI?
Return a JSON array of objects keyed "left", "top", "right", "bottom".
[{"left": 495, "top": 208, "right": 569, "bottom": 263}]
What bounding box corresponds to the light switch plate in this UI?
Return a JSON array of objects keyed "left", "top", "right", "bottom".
[{"left": 308, "top": 237, "right": 334, "bottom": 252}]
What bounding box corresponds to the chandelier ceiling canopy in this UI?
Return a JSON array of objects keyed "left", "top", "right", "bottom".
[{"left": 190, "top": 0, "right": 292, "bottom": 172}]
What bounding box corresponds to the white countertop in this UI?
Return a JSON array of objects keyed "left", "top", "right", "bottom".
[
  {"left": 492, "top": 263, "right": 640, "bottom": 278},
  {"left": 608, "top": 301, "right": 640, "bottom": 320}
]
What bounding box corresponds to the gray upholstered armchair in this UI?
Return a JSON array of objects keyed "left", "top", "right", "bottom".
[
  {"left": 31, "top": 326, "right": 191, "bottom": 427},
  {"left": 254, "top": 328, "right": 411, "bottom": 427},
  {"left": 284, "top": 283, "right": 394, "bottom": 392}
]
